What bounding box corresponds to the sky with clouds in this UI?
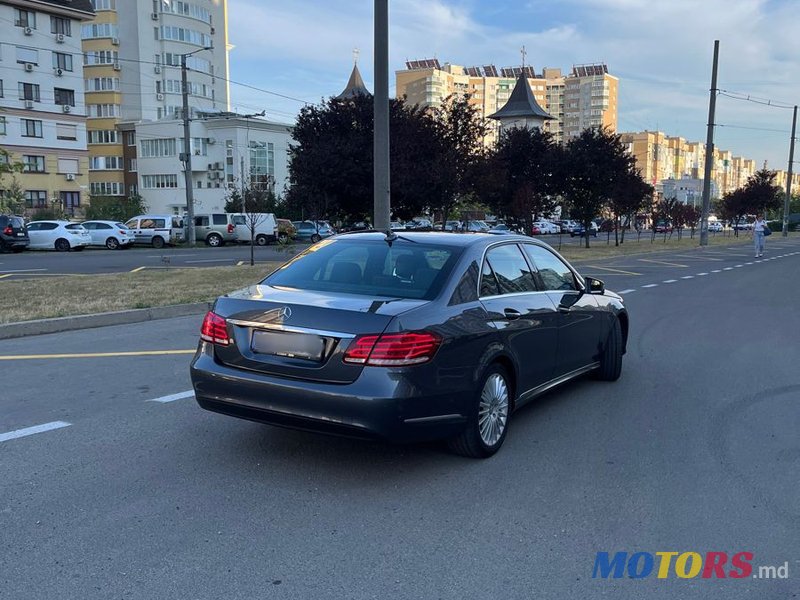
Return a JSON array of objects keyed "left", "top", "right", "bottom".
[{"left": 226, "top": 0, "right": 799, "bottom": 170}]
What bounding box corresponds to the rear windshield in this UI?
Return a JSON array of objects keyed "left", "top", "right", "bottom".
[
  {"left": 264, "top": 239, "right": 462, "bottom": 300},
  {"left": 10, "top": 217, "right": 25, "bottom": 228}
]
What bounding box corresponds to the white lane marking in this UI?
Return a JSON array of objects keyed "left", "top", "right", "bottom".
[
  {"left": 681, "top": 276, "right": 694, "bottom": 279},
  {"left": 711, "top": 269, "right": 722, "bottom": 273},
  {"left": 723, "top": 267, "right": 734, "bottom": 271},
  {"left": 745, "top": 262, "right": 753, "bottom": 265},
  {"left": 185, "top": 259, "right": 234, "bottom": 264},
  {"left": 697, "top": 272, "right": 709, "bottom": 276},
  {"left": 0, "top": 421, "right": 71, "bottom": 443},
  {"left": 734, "top": 265, "right": 744, "bottom": 268},
  {"left": 618, "top": 289, "right": 636, "bottom": 294},
  {"left": 147, "top": 390, "right": 195, "bottom": 404},
  {"left": 663, "top": 279, "right": 678, "bottom": 283},
  {"left": 641, "top": 284, "right": 659, "bottom": 288},
  {"left": 0, "top": 268, "right": 47, "bottom": 273}
]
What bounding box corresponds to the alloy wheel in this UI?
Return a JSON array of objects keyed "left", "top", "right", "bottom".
[{"left": 478, "top": 373, "right": 509, "bottom": 447}]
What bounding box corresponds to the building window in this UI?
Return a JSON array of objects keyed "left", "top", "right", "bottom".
[
  {"left": 0, "top": 80, "right": 3, "bottom": 98},
  {"left": 23, "top": 155, "right": 45, "bottom": 173},
  {"left": 19, "top": 82, "right": 41, "bottom": 102},
  {"left": 88, "top": 130, "right": 119, "bottom": 144},
  {"left": 90, "top": 182, "right": 123, "bottom": 196},
  {"left": 88, "top": 104, "right": 120, "bottom": 118},
  {"left": 83, "top": 50, "right": 119, "bottom": 65},
  {"left": 81, "top": 23, "right": 119, "bottom": 40},
  {"left": 16, "top": 46, "right": 39, "bottom": 65},
  {"left": 50, "top": 16, "right": 71, "bottom": 36},
  {"left": 53, "top": 52, "right": 73, "bottom": 72},
  {"left": 54, "top": 88, "right": 75, "bottom": 106},
  {"left": 14, "top": 9, "right": 36, "bottom": 28},
  {"left": 90, "top": 156, "right": 122, "bottom": 170},
  {"left": 126, "top": 132, "right": 136, "bottom": 146},
  {"left": 84, "top": 77, "right": 120, "bottom": 92},
  {"left": 191, "top": 137, "right": 207, "bottom": 156},
  {"left": 140, "top": 138, "right": 176, "bottom": 158},
  {"left": 129, "top": 159, "right": 137, "bottom": 172},
  {"left": 21, "top": 119, "right": 43, "bottom": 138},
  {"left": 57, "top": 158, "right": 79, "bottom": 173},
  {"left": 56, "top": 123, "right": 78, "bottom": 141},
  {"left": 142, "top": 174, "right": 178, "bottom": 189},
  {"left": 0, "top": 117, "right": 6, "bottom": 135},
  {"left": 91, "top": 0, "right": 116, "bottom": 10},
  {"left": 25, "top": 191, "right": 48, "bottom": 208}
]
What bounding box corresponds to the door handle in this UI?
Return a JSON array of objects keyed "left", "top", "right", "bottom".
[{"left": 503, "top": 308, "right": 521, "bottom": 320}]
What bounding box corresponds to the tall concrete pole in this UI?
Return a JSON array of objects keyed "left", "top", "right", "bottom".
[
  {"left": 181, "top": 53, "right": 196, "bottom": 246},
  {"left": 373, "top": 0, "right": 390, "bottom": 231},
  {"left": 700, "top": 40, "right": 720, "bottom": 247},
  {"left": 783, "top": 105, "right": 797, "bottom": 237}
]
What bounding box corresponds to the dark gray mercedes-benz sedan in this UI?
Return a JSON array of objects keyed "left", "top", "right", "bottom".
[{"left": 190, "top": 232, "right": 628, "bottom": 458}]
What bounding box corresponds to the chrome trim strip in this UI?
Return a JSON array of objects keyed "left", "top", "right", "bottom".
[
  {"left": 516, "top": 362, "right": 600, "bottom": 408},
  {"left": 227, "top": 318, "right": 356, "bottom": 339},
  {"left": 403, "top": 414, "right": 465, "bottom": 424}
]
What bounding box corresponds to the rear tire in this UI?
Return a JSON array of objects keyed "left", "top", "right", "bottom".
[
  {"left": 448, "top": 364, "right": 512, "bottom": 458},
  {"left": 255, "top": 234, "right": 268, "bottom": 246},
  {"left": 55, "top": 238, "right": 70, "bottom": 252},
  {"left": 151, "top": 236, "right": 165, "bottom": 249},
  {"left": 106, "top": 237, "right": 120, "bottom": 250},
  {"left": 310, "top": 233, "right": 321, "bottom": 243},
  {"left": 206, "top": 233, "right": 222, "bottom": 247},
  {"left": 596, "top": 318, "right": 623, "bottom": 381},
  {"left": 278, "top": 232, "right": 289, "bottom": 244}
]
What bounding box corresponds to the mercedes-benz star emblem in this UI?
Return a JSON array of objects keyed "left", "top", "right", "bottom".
[{"left": 278, "top": 306, "right": 292, "bottom": 320}]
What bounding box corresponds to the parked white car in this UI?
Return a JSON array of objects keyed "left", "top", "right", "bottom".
[
  {"left": 230, "top": 213, "right": 278, "bottom": 245},
  {"left": 79, "top": 220, "right": 135, "bottom": 249},
  {"left": 533, "top": 220, "right": 560, "bottom": 234},
  {"left": 26, "top": 220, "right": 91, "bottom": 251},
  {"left": 708, "top": 221, "right": 723, "bottom": 232}
]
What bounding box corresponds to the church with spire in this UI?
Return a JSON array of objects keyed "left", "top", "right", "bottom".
[
  {"left": 337, "top": 49, "right": 371, "bottom": 99},
  {"left": 488, "top": 47, "right": 554, "bottom": 133}
]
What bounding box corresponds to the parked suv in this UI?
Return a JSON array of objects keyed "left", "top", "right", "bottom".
[
  {"left": 125, "top": 214, "right": 185, "bottom": 248},
  {"left": 0, "top": 215, "right": 29, "bottom": 253},
  {"left": 191, "top": 213, "right": 238, "bottom": 246}
]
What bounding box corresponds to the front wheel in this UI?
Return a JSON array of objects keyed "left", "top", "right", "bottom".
[
  {"left": 255, "top": 234, "right": 269, "bottom": 246},
  {"left": 596, "top": 318, "right": 623, "bottom": 381},
  {"left": 278, "top": 232, "right": 289, "bottom": 244},
  {"left": 448, "top": 364, "right": 512, "bottom": 458}
]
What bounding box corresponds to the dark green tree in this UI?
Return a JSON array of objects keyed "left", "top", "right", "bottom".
[
  {"left": 563, "top": 127, "right": 634, "bottom": 248},
  {"left": 609, "top": 167, "right": 653, "bottom": 245},
  {"left": 84, "top": 194, "right": 148, "bottom": 222}
]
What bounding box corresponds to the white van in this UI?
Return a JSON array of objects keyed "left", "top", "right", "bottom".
[
  {"left": 125, "top": 214, "right": 185, "bottom": 248},
  {"left": 231, "top": 213, "right": 278, "bottom": 245}
]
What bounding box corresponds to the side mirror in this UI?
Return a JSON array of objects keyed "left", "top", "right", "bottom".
[{"left": 585, "top": 276, "right": 605, "bottom": 295}]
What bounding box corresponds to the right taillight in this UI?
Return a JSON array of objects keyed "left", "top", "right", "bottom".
[
  {"left": 343, "top": 332, "right": 441, "bottom": 367},
  {"left": 200, "top": 311, "right": 230, "bottom": 345}
]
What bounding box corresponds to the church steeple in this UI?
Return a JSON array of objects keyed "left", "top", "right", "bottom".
[
  {"left": 488, "top": 47, "right": 554, "bottom": 131},
  {"left": 337, "top": 49, "right": 371, "bottom": 99}
]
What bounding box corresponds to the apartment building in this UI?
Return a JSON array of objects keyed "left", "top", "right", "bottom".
[
  {"left": 395, "top": 60, "right": 618, "bottom": 145},
  {"left": 0, "top": 0, "right": 94, "bottom": 214},
  {"left": 621, "top": 130, "right": 778, "bottom": 200},
  {"left": 82, "top": 0, "right": 229, "bottom": 200},
  {"left": 124, "top": 112, "right": 291, "bottom": 215}
]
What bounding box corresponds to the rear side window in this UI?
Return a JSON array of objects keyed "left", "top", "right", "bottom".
[
  {"left": 522, "top": 245, "right": 577, "bottom": 291},
  {"left": 212, "top": 214, "right": 227, "bottom": 225},
  {"left": 40, "top": 222, "right": 58, "bottom": 231},
  {"left": 482, "top": 244, "right": 538, "bottom": 295},
  {"left": 265, "top": 240, "right": 462, "bottom": 300},
  {"left": 65, "top": 224, "right": 82, "bottom": 230}
]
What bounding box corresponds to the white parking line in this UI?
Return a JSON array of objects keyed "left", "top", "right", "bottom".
[
  {"left": 641, "top": 284, "right": 659, "bottom": 288},
  {"left": 681, "top": 276, "right": 694, "bottom": 279},
  {"left": 146, "top": 390, "right": 195, "bottom": 403},
  {"left": 618, "top": 289, "right": 636, "bottom": 294},
  {"left": 0, "top": 421, "right": 71, "bottom": 444},
  {"left": 663, "top": 279, "right": 678, "bottom": 283}
]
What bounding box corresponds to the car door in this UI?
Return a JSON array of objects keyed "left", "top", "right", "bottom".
[
  {"left": 478, "top": 243, "right": 559, "bottom": 394},
  {"left": 522, "top": 244, "right": 603, "bottom": 376},
  {"left": 195, "top": 215, "right": 210, "bottom": 242},
  {"left": 26, "top": 222, "right": 43, "bottom": 248},
  {"left": 126, "top": 218, "right": 145, "bottom": 244}
]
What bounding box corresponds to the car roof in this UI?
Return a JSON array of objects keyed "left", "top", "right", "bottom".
[{"left": 333, "top": 231, "right": 541, "bottom": 248}]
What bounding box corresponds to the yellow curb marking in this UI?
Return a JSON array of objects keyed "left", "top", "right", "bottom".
[
  {"left": 0, "top": 274, "right": 11, "bottom": 280},
  {"left": 0, "top": 350, "right": 196, "bottom": 361},
  {"left": 584, "top": 265, "right": 642, "bottom": 276},
  {"left": 130, "top": 266, "right": 147, "bottom": 273},
  {"left": 637, "top": 258, "right": 689, "bottom": 267}
]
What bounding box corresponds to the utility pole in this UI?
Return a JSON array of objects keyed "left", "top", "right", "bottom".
[
  {"left": 783, "top": 105, "right": 797, "bottom": 237},
  {"left": 180, "top": 52, "right": 196, "bottom": 246},
  {"left": 699, "top": 40, "right": 719, "bottom": 247},
  {"left": 373, "top": 0, "right": 390, "bottom": 232}
]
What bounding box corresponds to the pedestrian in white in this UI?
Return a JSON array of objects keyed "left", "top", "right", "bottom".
[{"left": 753, "top": 213, "right": 768, "bottom": 257}]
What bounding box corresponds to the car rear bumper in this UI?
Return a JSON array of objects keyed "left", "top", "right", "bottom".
[
  {"left": 1, "top": 238, "right": 29, "bottom": 249},
  {"left": 190, "top": 344, "right": 469, "bottom": 443}
]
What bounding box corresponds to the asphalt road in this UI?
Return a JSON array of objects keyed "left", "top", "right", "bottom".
[
  {"left": 1, "top": 239, "right": 798, "bottom": 599},
  {"left": 0, "top": 230, "right": 744, "bottom": 278}
]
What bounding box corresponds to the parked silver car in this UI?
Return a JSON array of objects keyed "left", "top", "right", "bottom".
[{"left": 191, "top": 213, "right": 239, "bottom": 247}]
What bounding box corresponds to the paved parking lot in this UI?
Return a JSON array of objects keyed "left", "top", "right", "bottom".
[{"left": 1, "top": 239, "right": 798, "bottom": 599}]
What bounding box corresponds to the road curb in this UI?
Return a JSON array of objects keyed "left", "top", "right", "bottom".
[{"left": 0, "top": 302, "right": 210, "bottom": 341}]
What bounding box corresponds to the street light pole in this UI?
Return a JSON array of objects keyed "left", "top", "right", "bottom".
[
  {"left": 373, "top": 0, "right": 390, "bottom": 232},
  {"left": 180, "top": 46, "right": 212, "bottom": 247},
  {"left": 699, "top": 40, "right": 720, "bottom": 247},
  {"left": 783, "top": 105, "right": 797, "bottom": 237}
]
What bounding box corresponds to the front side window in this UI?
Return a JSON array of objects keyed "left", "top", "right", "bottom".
[
  {"left": 482, "top": 244, "right": 538, "bottom": 296},
  {"left": 522, "top": 245, "right": 578, "bottom": 291}
]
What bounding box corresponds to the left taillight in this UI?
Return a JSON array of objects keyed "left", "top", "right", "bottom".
[
  {"left": 343, "top": 332, "right": 441, "bottom": 367},
  {"left": 200, "top": 311, "right": 230, "bottom": 345},
  {"left": 227, "top": 223, "right": 234, "bottom": 233},
  {"left": 2, "top": 226, "right": 13, "bottom": 236}
]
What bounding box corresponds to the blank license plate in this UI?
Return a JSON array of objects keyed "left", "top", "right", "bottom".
[{"left": 251, "top": 330, "right": 324, "bottom": 361}]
